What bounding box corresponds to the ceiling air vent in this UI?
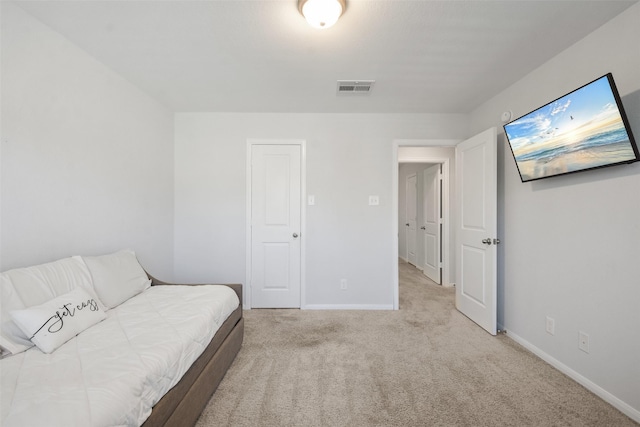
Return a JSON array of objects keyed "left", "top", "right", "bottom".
[{"left": 337, "top": 80, "right": 375, "bottom": 95}]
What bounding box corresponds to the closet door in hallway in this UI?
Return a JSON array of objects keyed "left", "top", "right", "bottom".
[
  {"left": 422, "top": 164, "right": 441, "bottom": 284},
  {"left": 405, "top": 173, "right": 418, "bottom": 266}
]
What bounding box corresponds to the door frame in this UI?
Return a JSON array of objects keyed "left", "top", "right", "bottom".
[
  {"left": 392, "top": 139, "right": 459, "bottom": 310},
  {"left": 246, "top": 139, "right": 306, "bottom": 309}
]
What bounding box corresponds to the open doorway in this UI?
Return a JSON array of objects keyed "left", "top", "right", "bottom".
[
  {"left": 392, "top": 131, "right": 499, "bottom": 335},
  {"left": 391, "top": 140, "right": 459, "bottom": 310},
  {"left": 399, "top": 163, "right": 443, "bottom": 284}
]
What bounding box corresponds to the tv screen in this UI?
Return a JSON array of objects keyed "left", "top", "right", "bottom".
[{"left": 504, "top": 73, "right": 639, "bottom": 182}]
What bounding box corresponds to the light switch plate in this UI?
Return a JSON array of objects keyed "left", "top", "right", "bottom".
[{"left": 308, "top": 195, "right": 315, "bottom": 206}]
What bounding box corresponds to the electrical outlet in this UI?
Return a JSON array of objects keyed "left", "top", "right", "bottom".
[
  {"left": 579, "top": 331, "right": 590, "bottom": 353},
  {"left": 368, "top": 195, "right": 379, "bottom": 206},
  {"left": 340, "top": 279, "right": 347, "bottom": 290},
  {"left": 546, "top": 316, "right": 555, "bottom": 335}
]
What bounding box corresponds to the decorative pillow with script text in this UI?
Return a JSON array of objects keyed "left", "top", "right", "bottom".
[{"left": 10, "top": 287, "right": 106, "bottom": 354}]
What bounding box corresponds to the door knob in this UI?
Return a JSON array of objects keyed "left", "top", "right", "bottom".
[
  {"left": 420, "top": 226, "right": 426, "bottom": 230},
  {"left": 481, "top": 238, "right": 492, "bottom": 245},
  {"left": 293, "top": 233, "right": 299, "bottom": 238},
  {"left": 405, "top": 223, "right": 410, "bottom": 226}
]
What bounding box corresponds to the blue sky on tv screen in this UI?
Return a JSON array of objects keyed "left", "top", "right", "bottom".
[{"left": 505, "top": 76, "right": 620, "bottom": 153}]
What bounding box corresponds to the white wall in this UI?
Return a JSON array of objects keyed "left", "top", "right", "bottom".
[
  {"left": 470, "top": 3, "right": 640, "bottom": 419},
  {"left": 1, "top": 4, "right": 175, "bottom": 278},
  {"left": 174, "top": 113, "right": 468, "bottom": 307}
]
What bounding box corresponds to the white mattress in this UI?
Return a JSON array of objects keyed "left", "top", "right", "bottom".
[{"left": 1, "top": 284, "right": 239, "bottom": 427}]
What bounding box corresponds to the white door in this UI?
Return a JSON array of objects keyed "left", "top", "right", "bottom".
[
  {"left": 422, "top": 164, "right": 441, "bottom": 284},
  {"left": 455, "top": 127, "right": 498, "bottom": 335},
  {"left": 406, "top": 174, "right": 418, "bottom": 266},
  {"left": 251, "top": 144, "right": 301, "bottom": 308}
]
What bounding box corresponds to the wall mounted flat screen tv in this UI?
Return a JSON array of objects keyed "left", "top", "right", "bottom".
[{"left": 504, "top": 73, "right": 639, "bottom": 182}]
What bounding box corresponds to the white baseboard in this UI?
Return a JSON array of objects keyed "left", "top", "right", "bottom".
[
  {"left": 303, "top": 304, "right": 394, "bottom": 310},
  {"left": 505, "top": 330, "right": 640, "bottom": 424}
]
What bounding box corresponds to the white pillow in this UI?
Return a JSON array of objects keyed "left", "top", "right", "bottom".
[
  {"left": 82, "top": 249, "right": 151, "bottom": 309},
  {"left": 0, "top": 274, "right": 34, "bottom": 354},
  {"left": 10, "top": 288, "right": 106, "bottom": 354},
  {"left": 0, "top": 256, "right": 106, "bottom": 355}
]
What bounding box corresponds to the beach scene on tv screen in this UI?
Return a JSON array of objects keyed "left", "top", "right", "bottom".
[{"left": 505, "top": 76, "right": 636, "bottom": 181}]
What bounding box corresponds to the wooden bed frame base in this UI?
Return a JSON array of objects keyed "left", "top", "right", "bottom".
[{"left": 141, "top": 282, "right": 244, "bottom": 427}]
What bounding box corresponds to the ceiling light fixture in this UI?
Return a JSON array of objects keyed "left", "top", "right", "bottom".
[{"left": 298, "top": 0, "right": 346, "bottom": 29}]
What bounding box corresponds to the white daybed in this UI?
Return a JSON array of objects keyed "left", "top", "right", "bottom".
[{"left": 0, "top": 250, "right": 243, "bottom": 427}]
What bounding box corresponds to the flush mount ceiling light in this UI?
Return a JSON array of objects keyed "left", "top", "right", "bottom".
[{"left": 298, "top": 0, "right": 346, "bottom": 29}]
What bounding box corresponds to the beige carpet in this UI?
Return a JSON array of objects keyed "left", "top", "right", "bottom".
[{"left": 196, "top": 262, "right": 637, "bottom": 427}]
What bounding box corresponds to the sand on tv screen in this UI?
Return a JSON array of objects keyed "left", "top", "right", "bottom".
[{"left": 504, "top": 73, "right": 639, "bottom": 182}]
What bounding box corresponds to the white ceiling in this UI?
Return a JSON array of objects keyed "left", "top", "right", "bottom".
[{"left": 12, "top": 0, "right": 638, "bottom": 114}]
